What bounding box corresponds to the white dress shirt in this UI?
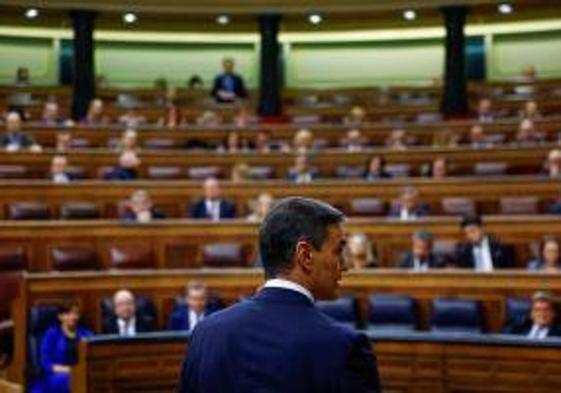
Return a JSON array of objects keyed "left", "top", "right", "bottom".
[
  {"left": 117, "top": 317, "right": 136, "bottom": 336},
  {"left": 263, "top": 278, "right": 314, "bottom": 302},
  {"left": 413, "top": 257, "right": 429, "bottom": 272},
  {"left": 52, "top": 173, "right": 70, "bottom": 184},
  {"left": 528, "top": 324, "right": 549, "bottom": 339},
  {"left": 400, "top": 208, "right": 417, "bottom": 221},
  {"left": 188, "top": 309, "right": 204, "bottom": 331},
  {"left": 205, "top": 199, "right": 221, "bottom": 221},
  {"left": 473, "top": 236, "right": 494, "bottom": 272}
]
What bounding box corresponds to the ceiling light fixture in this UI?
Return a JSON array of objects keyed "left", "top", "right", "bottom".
[
  {"left": 498, "top": 3, "right": 513, "bottom": 15},
  {"left": 216, "top": 15, "right": 230, "bottom": 25},
  {"left": 123, "top": 12, "right": 138, "bottom": 24},
  {"left": 308, "top": 13, "right": 323, "bottom": 25},
  {"left": 403, "top": 9, "right": 417, "bottom": 21},
  {"left": 25, "top": 8, "right": 39, "bottom": 19}
]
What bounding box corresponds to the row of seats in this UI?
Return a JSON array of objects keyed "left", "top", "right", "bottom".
[
  {"left": 0, "top": 195, "right": 553, "bottom": 221},
  {"left": 318, "top": 295, "right": 531, "bottom": 334},
  {"left": 0, "top": 242, "right": 250, "bottom": 271}
]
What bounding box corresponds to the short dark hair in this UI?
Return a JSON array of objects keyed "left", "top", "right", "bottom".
[
  {"left": 259, "top": 197, "right": 345, "bottom": 278},
  {"left": 461, "top": 214, "right": 482, "bottom": 228},
  {"left": 58, "top": 299, "right": 80, "bottom": 315},
  {"left": 413, "top": 229, "right": 433, "bottom": 243}
]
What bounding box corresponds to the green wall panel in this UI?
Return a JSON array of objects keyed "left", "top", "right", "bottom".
[
  {"left": 0, "top": 35, "right": 56, "bottom": 85},
  {"left": 287, "top": 39, "right": 444, "bottom": 88},
  {"left": 95, "top": 41, "right": 258, "bottom": 88},
  {"left": 491, "top": 30, "right": 561, "bottom": 80}
]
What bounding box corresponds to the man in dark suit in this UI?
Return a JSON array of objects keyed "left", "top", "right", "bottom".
[
  {"left": 189, "top": 178, "right": 236, "bottom": 220},
  {"left": 387, "top": 186, "right": 430, "bottom": 220},
  {"left": 506, "top": 291, "right": 561, "bottom": 339},
  {"left": 211, "top": 58, "right": 248, "bottom": 103},
  {"left": 102, "top": 289, "right": 155, "bottom": 336},
  {"left": 455, "top": 215, "right": 514, "bottom": 271},
  {"left": 123, "top": 189, "right": 166, "bottom": 222},
  {"left": 178, "top": 197, "right": 380, "bottom": 393},
  {"left": 168, "top": 281, "right": 217, "bottom": 331},
  {"left": 398, "top": 230, "right": 444, "bottom": 271},
  {"left": 103, "top": 151, "right": 141, "bottom": 181},
  {"left": 1, "top": 111, "right": 41, "bottom": 152},
  {"left": 288, "top": 154, "right": 319, "bottom": 184}
]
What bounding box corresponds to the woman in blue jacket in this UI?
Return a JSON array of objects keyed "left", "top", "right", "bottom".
[{"left": 34, "top": 300, "right": 92, "bottom": 393}]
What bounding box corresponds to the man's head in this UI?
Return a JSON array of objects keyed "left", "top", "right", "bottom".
[
  {"left": 203, "top": 177, "right": 221, "bottom": 201},
  {"left": 129, "top": 189, "right": 153, "bottom": 214},
  {"left": 432, "top": 157, "right": 447, "bottom": 178},
  {"left": 185, "top": 281, "right": 208, "bottom": 315},
  {"left": 121, "top": 129, "right": 137, "bottom": 150},
  {"left": 400, "top": 186, "right": 419, "bottom": 210},
  {"left": 478, "top": 98, "right": 492, "bottom": 113},
  {"left": 222, "top": 58, "right": 235, "bottom": 74},
  {"left": 531, "top": 291, "right": 556, "bottom": 328},
  {"left": 43, "top": 101, "right": 59, "bottom": 121},
  {"left": 113, "top": 289, "right": 136, "bottom": 321},
  {"left": 470, "top": 125, "right": 484, "bottom": 143},
  {"left": 461, "top": 214, "right": 484, "bottom": 245},
  {"left": 51, "top": 155, "right": 68, "bottom": 175},
  {"left": 5, "top": 112, "right": 22, "bottom": 133},
  {"left": 259, "top": 197, "right": 346, "bottom": 300},
  {"left": 89, "top": 98, "right": 104, "bottom": 116},
  {"left": 412, "top": 230, "right": 433, "bottom": 260}
]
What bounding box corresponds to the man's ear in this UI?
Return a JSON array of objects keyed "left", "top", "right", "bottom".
[{"left": 294, "top": 240, "right": 314, "bottom": 273}]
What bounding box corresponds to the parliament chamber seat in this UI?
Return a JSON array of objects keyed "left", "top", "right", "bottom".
[
  {"left": 8, "top": 203, "right": 50, "bottom": 221},
  {"left": 474, "top": 161, "right": 509, "bottom": 176},
  {"left": 50, "top": 246, "right": 98, "bottom": 271},
  {"left": 147, "top": 166, "right": 183, "bottom": 180},
  {"left": 143, "top": 138, "right": 178, "bottom": 150},
  {"left": 108, "top": 243, "right": 154, "bottom": 269},
  {"left": 336, "top": 165, "right": 364, "bottom": 179},
  {"left": 499, "top": 196, "right": 540, "bottom": 214},
  {"left": 503, "top": 297, "right": 532, "bottom": 332},
  {"left": 367, "top": 294, "right": 418, "bottom": 332},
  {"left": 430, "top": 298, "right": 483, "bottom": 334},
  {"left": 315, "top": 296, "right": 358, "bottom": 328},
  {"left": 60, "top": 202, "right": 100, "bottom": 220},
  {"left": 441, "top": 197, "right": 477, "bottom": 216},
  {"left": 202, "top": 243, "right": 251, "bottom": 268},
  {"left": 0, "top": 166, "right": 28, "bottom": 180},
  {"left": 187, "top": 166, "right": 222, "bottom": 180},
  {"left": 349, "top": 198, "right": 386, "bottom": 217},
  {"left": 247, "top": 166, "right": 274, "bottom": 180},
  {"left": 0, "top": 246, "right": 27, "bottom": 271},
  {"left": 27, "top": 305, "right": 60, "bottom": 381}
]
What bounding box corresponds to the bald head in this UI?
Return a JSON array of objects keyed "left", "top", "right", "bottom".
[
  {"left": 5, "top": 112, "right": 22, "bottom": 133},
  {"left": 113, "top": 289, "right": 136, "bottom": 321}
]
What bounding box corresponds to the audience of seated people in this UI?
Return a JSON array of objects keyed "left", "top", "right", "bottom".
[
  {"left": 211, "top": 57, "right": 248, "bottom": 103},
  {"left": 455, "top": 215, "right": 514, "bottom": 270},
  {"left": 102, "top": 289, "right": 155, "bottom": 335},
  {"left": 288, "top": 154, "right": 318, "bottom": 183},
  {"left": 247, "top": 193, "right": 275, "bottom": 222},
  {"left": 2, "top": 111, "right": 41, "bottom": 152},
  {"left": 189, "top": 177, "right": 236, "bottom": 220},
  {"left": 398, "top": 230, "right": 445, "bottom": 271},
  {"left": 123, "top": 189, "right": 166, "bottom": 222},
  {"left": 346, "top": 233, "right": 377, "bottom": 269},
  {"left": 31, "top": 299, "right": 92, "bottom": 393},
  {"left": 527, "top": 236, "right": 561, "bottom": 272},
  {"left": 506, "top": 291, "right": 561, "bottom": 339},
  {"left": 388, "top": 186, "right": 430, "bottom": 220},
  {"left": 168, "top": 281, "right": 214, "bottom": 332},
  {"left": 103, "top": 151, "right": 141, "bottom": 181}
]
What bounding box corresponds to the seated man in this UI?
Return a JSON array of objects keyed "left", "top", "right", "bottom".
[
  {"left": 475, "top": 98, "right": 495, "bottom": 123},
  {"left": 123, "top": 189, "right": 166, "bottom": 222},
  {"left": 1, "top": 111, "right": 41, "bottom": 152},
  {"left": 50, "top": 155, "right": 73, "bottom": 184},
  {"left": 211, "top": 58, "right": 248, "bottom": 103},
  {"left": 168, "top": 281, "right": 216, "bottom": 331},
  {"left": 467, "top": 124, "right": 493, "bottom": 149},
  {"left": 81, "top": 98, "right": 108, "bottom": 125},
  {"left": 387, "top": 186, "right": 430, "bottom": 220},
  {"left": 103, "top": 151, "right": 141, "bottom": 181},
  {"left": 102, "top": 289, "right": 155, "bottom": 336},
  {"left": 55, "top": 131, "right": 73, "bottom": 152},
  {"left": 398, "top": 230, "right": 444, "bottom": 271},
  {"left": 41, "top": 101, "right": 64, "bottom": 126},
  {"left": 189, "top": 177, "right": 236, "bottom": 220},
  {"left": 288, "top": 154, "right": 318, "bottom": 184},
  {"left": 454, "top": 215, "right": 514, "bottom": 271},
  {"left": 506, "top": 291, "right": 561, "bottom": 339}
]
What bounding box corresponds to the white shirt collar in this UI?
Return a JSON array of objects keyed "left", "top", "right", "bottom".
[
  {"left": 263, "top": 278, "right": 314, "bottom": 302},
  {"left": 117, "top": 317, "right": 136, "bottom": 336}
]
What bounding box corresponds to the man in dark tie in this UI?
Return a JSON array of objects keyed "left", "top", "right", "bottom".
[
  {"left": 398, "top": 230, "right": 444, "bottom": 271},
  {"left": 102, "top": 289, "right": 155, "bottom": 336},
  {"left": 168, "top": 281, "right": 217, "bottom": 332},
  {"left": 178, "top": 197, "right": 380, "bottom": 393},
  {"left": 189, "top": 178, "right": 236, "bottom": 220},
  {"left": 211, "top": 58, "right": 248, "bottom": 103}
]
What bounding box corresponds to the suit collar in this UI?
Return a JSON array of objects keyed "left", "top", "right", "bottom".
[{"left": 254, "top": 287, "right": 314, "bottom": 307}]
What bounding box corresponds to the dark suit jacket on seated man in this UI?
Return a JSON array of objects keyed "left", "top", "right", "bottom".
[
  {"left": 506, "top": 291, "right": 561, "bottom": 339},
  {"left": 102, "top": 289, "right": 155, "bottom": 336},
  {"left": 178, "top": 197, "right": 380, "bottom": 393},
  {"left": 168, "top": 281, "right": 219, "bottom": 332},
  {"left": 398, "top": 230, "right": 444, "bottom": 271},
  {"left": 189, "top": 177, "right": 236, "bottom": 220},
  {"left": 211, "top": 58, "right": 248, "bottom": 103}
]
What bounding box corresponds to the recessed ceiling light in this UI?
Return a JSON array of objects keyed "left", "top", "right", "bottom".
[
  {"left": 123, "top": 12, "right": 138, "bottom": 24},
  {"left": 216, "top": 15, "right": 230, "bottom": 25},
  {"left": 308, "top": 13, "right": 323, "bottom": 25},
  {"left": 498, "top": 3, "right": 513, "bottom": 15},
  {"left": 403, "top": 9, "right": 417, "bottom": 21},
  {"left": 25, "top": 8, "right": 39, "bottom": 19}
]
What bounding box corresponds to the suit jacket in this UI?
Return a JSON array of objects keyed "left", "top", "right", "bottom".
[
  {"left": 549, "top": 201, "right": 561, "bottom": 215},
  {"left": 287, "top": 169, "right": 319, "bottom": 183},
  {"left": 211, "top": 73, "right": 248, "bottom": 102},
  {"left": 103, "top": 167, "right": 138, "bottom": 181},
  {"left": 189, "top": 199, "right": 236, "bottom": 220},
  {"left": 387, "top": 203, "right": 431, "bottom": 219},
  {"left": 1, "top": 132, "right": 34, "bottom": 148},
  {"left": 168, "top": 306, "right": 216, "bottom": 331},
  {"left": 101, "top": 314, "right": 155, "bottom": 335},
  {"left": 398, "top": 252, "right": 444, "bottom": 270},
  {"left": 178, "top": 287, "right": 380, "bottom": 393},
  {"left": 454, "top": 236, "right": 514, "bottom": 269},
  {"left": 506, "top": 319, "right": 561, "bottom": 338}
]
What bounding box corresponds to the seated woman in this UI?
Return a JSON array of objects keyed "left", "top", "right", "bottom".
[
  {"left": 33, "top": 300, "right": 92, "bottom": 393},
  {"left": 123, "top": 190, "right": 166, "bottom": 222},
  {"left": 527, "top": 236, "right": 561, "bottom": 272}
]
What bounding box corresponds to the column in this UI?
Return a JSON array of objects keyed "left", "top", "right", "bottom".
[{"left": 257, "top": 14, "right": 282, "bottom": 118}]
